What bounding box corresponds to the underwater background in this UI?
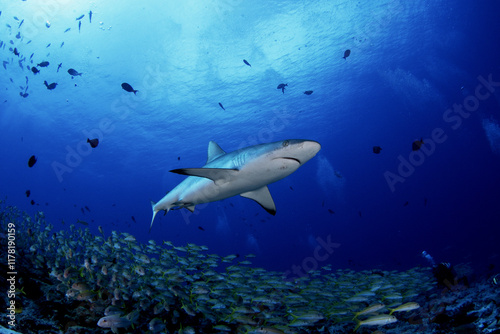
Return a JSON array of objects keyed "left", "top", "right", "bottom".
[{"left": 1, "top": 1, "right": 500, "bottom": 333}]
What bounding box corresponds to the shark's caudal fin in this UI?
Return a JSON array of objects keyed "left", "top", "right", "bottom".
[{"left": 150, "top": 201, "right": 159, "bottom": 232}]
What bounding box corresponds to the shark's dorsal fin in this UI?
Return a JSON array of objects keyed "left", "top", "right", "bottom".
[
  {"left": 170, "top": 168, "right": 238, "bottom": 186},
  {"left": 240, "top": 186, "right": 276, "bottom": 215},
  {"left": 206, "top": 141, "right": 226, "bottom": 164}
]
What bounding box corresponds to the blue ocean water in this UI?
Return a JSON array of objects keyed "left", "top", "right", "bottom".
[{"left": 1, "top": 0, "right": 500, "bottom": 278}]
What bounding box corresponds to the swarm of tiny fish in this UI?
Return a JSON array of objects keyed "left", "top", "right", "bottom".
[{"left": 1, "top": 201, "right": 438, "bottom": 333}]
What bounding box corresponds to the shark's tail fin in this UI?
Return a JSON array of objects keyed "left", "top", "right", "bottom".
[{"left": 150, "top": 201, "right": 159, "bottom": 232}]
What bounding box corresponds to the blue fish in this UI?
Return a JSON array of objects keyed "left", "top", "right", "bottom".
[
  {"left": 64, "top": 28, "right": 71, "bottom": 33},
  {"left": 78, "top": 21, "right": 81, "bottom": 32},
  {"left": 89, "top": 11, "right": 92, "bottom": 23},
  {"left": 18, "top": 19, "right": 24, "bottom": 29},
  {"left": 76, "top": 14, "right": 84, "bottom": 20}
]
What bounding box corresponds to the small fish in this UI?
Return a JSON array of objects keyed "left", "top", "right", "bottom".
[
  {"left": 15, "top": 32, "right": 21, "bottom": 39},
  {"left": 424, "top": 198, "right": 428, "bottom": 206},
  {"left": 389, "top": 302, "right": 420, "bottom": 315},
  {"left": 76, "top": 14, "right": 85, "bottom": 20},
  {"left": 328, "top": 209, "right": 335, "bottom": 215},
  {"left": 68, "top": 68, "right": 82, "bottom": 77},
  {"left": 372, "top": 146, "right": 382, "bottom": 154},
  {"left": 81, "top": 208, "right": 85, "bottom": 214},
  {"left": 29, "top": 53, "right": 34, "bottom": 59},
  {"left": 31, "top": 200, "right": 35, "bottom": 205},
  {"left": 37, "top": 61, "right": 49, "bottom": 67},
  {"left": 57, "top": 63, "right": 62, "bottom": 72},
  {"left": 352, "top": 304, "right": 386, "bottom": 320},
  {"left": 277, "top": 83, "right": 288, "bottom": 94},
  {"left": 18, "top": 19, "right": 24, "bottom": 29},
  {"left": 46, "top": 43, "right": 51, "bottom": 48},
  {"left": 354, "top": 314, "right": 397, "bottom": 332},
  {"left": 243, "top": 59, "right": 251, "bottom": 67},
  {"left": 13, "top": 48, "right": 19, "bottom": 56},
  {"left": 131, "top": 216, "right": 136, "bottom": 223},
  {"left": 89, "top": 11, "right": 92, "bottom": 23},
  {"left": 121, "top": 82, "right": 138, "bottom": 94},
  {"left": 289, "top": 186, "right": 294, "bottom": 191},
  {"left": 403, "top": 201, "right": 409, "bottom": 206},
  {"left": 97, "top": 314, "right": 132, "bottom": 332},
  {"left": 13, "top": 16, "right": 19, "bottom": 21},
  {"left": 60, "top": 42, "right": 64, "bottom": 48},
  {"left": 218, "top": 102, "right": 225, "bottom": 110},
  {"left": 87, "top": 138, "right": 99, "bottom": 148},
  {"left": 412, "top": 138, "right": 424, "bottom": 151},
  {"left": 78, "top": 21, "right": 81, "bottom": 32},
  {"left": 43, "top": 81, "right": 57, "bottom": 90},
  {"left": 198, "top": 226, "right": 205, "bottom": 231},
  {"left": 28, "top": 155, "right": 37, "bottom": 167},
  {"left": 64, "top": 28, "right": 71, "bottom": 33},
  {"left": 85, "top": 206, "right": 91, "bottom": 212},
  {"left": 45, "top": 21, "right": 51, "bottom": 28},
  {"left": 304, "top": 90, "right": 313, "bottom": 95},
  {"left": 26, "top": 190, "right": 31, "bottom": 197},
  {"left": 19, "top": 92, "right": 29, "bottom": 98},
  {"left": 343, "top": 49, "right": 351, "bottom": 59},
  {"left": 76, "top": 219, "right": 89, "bottom": 226}
]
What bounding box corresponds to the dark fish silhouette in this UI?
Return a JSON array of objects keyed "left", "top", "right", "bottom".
[
  {"left": 19, "top": 92, "right": 29, "bottom": 98},
  {"left": 44, "top": 81, "right": 57, "bottom": 90},
  {"left": 412, "top": 138, "right": 424, "bottom": 151},
  {"left": 64, "top": 28, "right": 71, "bottom": 33},
  {"left": 328, "top": 209, "right": 335, "bottom": 215},
  {"left": 37, "top": 61, "right": 49, "bottom": 67},
  {"left": 26, "top": 190, "right": 30, "bottom": 197},
  {"left": 121, "top": 83, "right": 138, "bottom": 94},
  {"left": 13, "top": 48, "right": 19, "bottom": 56},
  {"left": 177, "top": 156, "right": 180, "bottom": 161},
  {"left": 277, "top": 83, "right": 288, "bottom": 94},
  {"left": 304, "top": 90, "right": 313, "bottom": 95},
  {"left": 243, "top": 59, "right": 251, "bottom": 67},
  {"left": 81, "top": 208, "right": 85, "bottom": 214},
  {"left": 68, "top": 68, "right": 82, "bottom": 77},
  {"left": 28, "top": 155, "right": 37, "bottom": 167},
  {"left": 424, "top": 198, "right": 428, "bottom": 206},
  {"left": 131, "top": 216, "right": 136, "bottom": 223},
  {"left": 85, "top": 206, "right": 91, "bottom": 212},
  {"left": 343, "top": 49, "right": 351, "bottom": 59},
  {"left": 78, "top": 21, "right": 81, "bottom": 32},
  {"left": 89, "top": 11, "right": 92, "bottom": 23},
  {"left": 87, "top": 138, "right": 99, "bottom": 148},
  {"left": 372, "top": 146, "right": 382, "bottom": 154},
  {"left": 76, "top": 14, "right": 84, "bottom": 20},
  {"left": 218, "top": 102, "right": 225, "bottom": 110},
  {"left": 57, "top": 63, "right": 62, "bottom": 72},
  {"left": 403, "top": 201, "right": 409, "bottom": 206},
  {"left": 60, "top": 42, "right": 64, "bottom": 48},
  {"left": 30, "top": 200, "right": 35, "bottom": 205},
  {"left": 18, "top": 19, "right": 24, "bottom": 29},
  {"left": 198, "top": 226, "right": 205, "bottom": 231}
]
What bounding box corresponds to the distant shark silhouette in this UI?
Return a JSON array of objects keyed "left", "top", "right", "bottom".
[{"left": 150, "top": 139, "right": 321, "bottom": 230}]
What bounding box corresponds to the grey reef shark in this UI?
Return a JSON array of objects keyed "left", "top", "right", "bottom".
[{"left": 150, "top": 139, "right": 321, "bottom": 230}]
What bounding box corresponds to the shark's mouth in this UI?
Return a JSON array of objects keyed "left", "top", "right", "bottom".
[{"left": 280, "top": 157, "right": 301, "bottom": 164}]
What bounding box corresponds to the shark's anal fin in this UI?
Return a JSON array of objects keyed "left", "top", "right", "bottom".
[
  {"left": 240, "top": 186, "right": 276, "bottom": 215},
  {"left": 170, "top": 168, "right": 239, "bottom": 185}
]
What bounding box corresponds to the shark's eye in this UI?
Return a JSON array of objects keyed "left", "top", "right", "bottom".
[{"left": 282, "top": 140, "right": 289, "bottom": 147}]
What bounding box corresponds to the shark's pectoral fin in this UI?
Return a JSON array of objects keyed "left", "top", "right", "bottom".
[
  {"left": 240, "top": 186, "right": 276, "bottom": 215},
  {"left": 170, "top": 168, "right": 239, "bottom": 185},
  {"left": 186, "top": 205, "right": 196, "bottom": 212}
]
